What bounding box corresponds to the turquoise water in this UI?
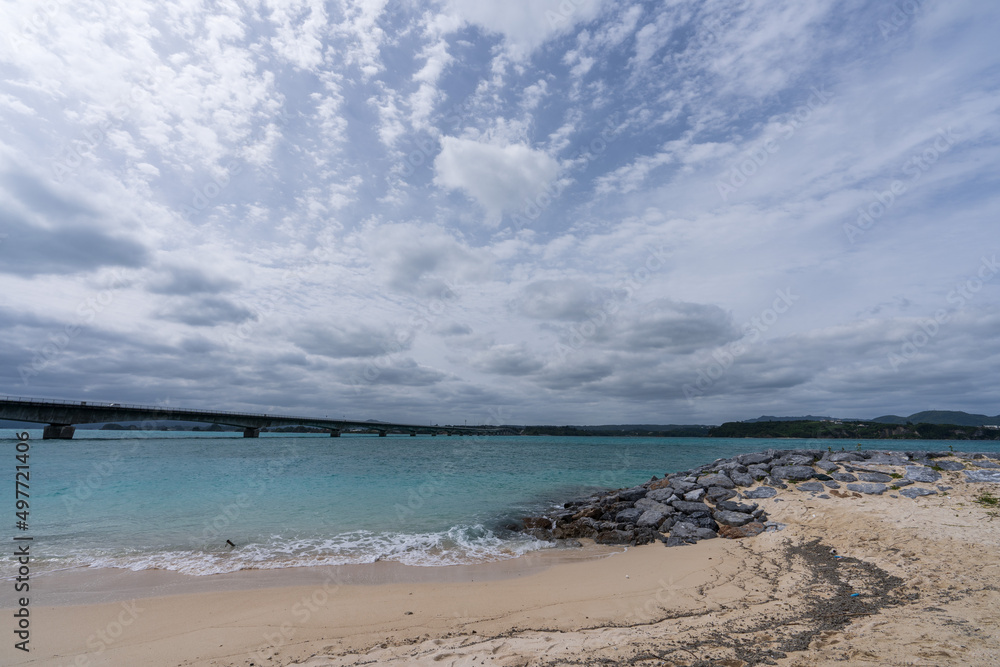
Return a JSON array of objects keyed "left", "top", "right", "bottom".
[{"left": 2, "top": 430, "right": 997, "bottom": 576}]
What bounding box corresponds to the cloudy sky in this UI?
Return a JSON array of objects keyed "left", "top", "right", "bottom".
[{"left": 1, "top": 0, "right": 998, "bottom": 425}]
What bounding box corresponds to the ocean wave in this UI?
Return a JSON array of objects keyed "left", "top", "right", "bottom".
[{"left": 2, "top": 525, "right": 554, "bottom": 577}]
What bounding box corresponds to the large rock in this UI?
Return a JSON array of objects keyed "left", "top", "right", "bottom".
[
  {"left": 822, "top": 480, "right": 841, "bottom": 489},
  {"left": 730, "top": 471, "right": 755, "bottom": 487},
  {"left": 634, "top": 498, "right": 671, "bottom": 514},
  {"left": 737, "top": 452, "right": 772, "bottom": 465},
  {"left": 815, "top": 459, "right": 840, "bottom": 473},
  {"left": 771, "top": 465, "right": 815, "bottom": 481},
  {"left": 796, "top": 482, "right": 826, "bottom": 493},
  {"left": 846, "top": 482, "right": 887, "bottom": 495},
  {"left": 572, "top": 506, "right": 603, "bottom": 520},
  {"left": 636, "top": 509, "right": 670, "bottom": 529},
  {"left": 974, "top": 460, "right": 1000, "bottom": 469},
  {"left": 713, "top": 510, "right": 755, "bottom": 527},
  {"left": 747, "top": 465, "right": 771, "bottom": 479},
  {"left": 718, "top": 522, "right": 766, "bottom": 539},
  {"left": 646, "top": 488, "right": 678, "bottom": 504},
  {"left": 831, "top": 472, "right": 857, "bottom": 482},
  {"left": 669, "top": 480, "right": 699, "bottom": 494},
  {"left": 744, "top": 486, "right": 778, "bottom": 499},
  {"left": 965, "top": 470, "right": 1000, "bottom": 483},
  {"left": 706, "top": 487, "right": 737, "bottom": 503},
  {"left": 594, "top": 529, "right": 634, "bottom": 544},
  {"left": 716, "top": 500, "right": 758, "bottom": 513},
  {"left": 615, "top": 508, "right": 643, "bottom": 524},
  {"left": 672, "top": 500, "right": 710, "bottom": 514},
  {"left": 857, "top": 472, "right": 893, "bottom": 483},
  {"left": 900, "top": 487, "right": 938, "bottom": 499},
  {"left": 697, "top": 473, "right": 735, "bottom": 489},
  {"left": 904, "top": 466, "right": 942, "bottom": 483},
  {"left": 865, "top": 453, "right": 910, "bottom": 466},
  {"left": 683, "top": 488, "right": 707, "bottom": 502},
  {"left": 617, "top": 487, "right": 647, "bottom": 501},
  {"left": 671, "top": 521, "right": 718, "bottom": 541},
  {"left": 828, "top": 452, "right": 863, "bottom": 462},
  {"left": 936, "top": 460, "right": 965, "bottom": 471}
]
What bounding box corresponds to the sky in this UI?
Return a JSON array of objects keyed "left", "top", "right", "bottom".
[{"left": 1, "top": 0, "right": 998, "bottom": 426}]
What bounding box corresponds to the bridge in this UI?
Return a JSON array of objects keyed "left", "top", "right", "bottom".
[{"left": 0, "top": 396, "right": 515, "bottom": 439}]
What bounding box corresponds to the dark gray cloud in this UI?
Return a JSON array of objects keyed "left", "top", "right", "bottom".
[
  {"left": 157, "top": 297, "right": 256, "bottom": 327},
  {"left": 517, "top": 280, "right": 604, "bottom": 321},
  {"left": 0, "top": 210, "right": 148, "bottom": 276},
  {"left": 147, "top": 266, "right": 240, "bottom": 295},
  {"left": 615, "top": 300, "right": 739, "bottom": 354},
  {"left": 293, "top": 323, "right": 405, "bottom": 359}
]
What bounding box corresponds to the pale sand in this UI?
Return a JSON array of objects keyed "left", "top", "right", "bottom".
[{"left": 5, "top": 465, "right": 999, "bottom": 666}]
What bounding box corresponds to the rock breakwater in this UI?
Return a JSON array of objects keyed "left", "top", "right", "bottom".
[{"left": 522, "top": 448, "right": 1000, "bottom": 548}]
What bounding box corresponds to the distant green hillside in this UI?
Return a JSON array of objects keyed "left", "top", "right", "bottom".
[
  {"left": 709, "top": 420, "right": 1000, "bottom": 440},
  {"left": 872, "top": 411, "right": 1000, "bottom": 426}
]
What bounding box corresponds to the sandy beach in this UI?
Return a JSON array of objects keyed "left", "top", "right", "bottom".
[{"left": 6, "top": 460, "right": 1000, "bottom": 667}]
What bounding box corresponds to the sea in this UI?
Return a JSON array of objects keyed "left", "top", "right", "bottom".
[{"left": 3, "top": 430, "right": 998, "bottom": 578}]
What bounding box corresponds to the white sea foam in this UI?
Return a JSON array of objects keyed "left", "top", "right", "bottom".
[{"left": 13, "top": 525, "right": 554, "bottom": 577}]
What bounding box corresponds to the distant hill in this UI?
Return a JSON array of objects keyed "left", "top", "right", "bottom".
[
  {"left": 743, "top": 415, "right": 859, "bottom": 423},
  {"left": 710, "top": 420, "right": 1000, "bottom": 440},
  {"left": 872, "top": 411, "right": 1000, "bottom": 426}
]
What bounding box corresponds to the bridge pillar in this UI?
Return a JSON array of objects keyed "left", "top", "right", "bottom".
[
  {"left": 378, "top": 430, "right": 387, "bottom": 437},
  {"left": 243, "top": 427, "right": 261, "bottom": 438},
  {"left": 409, "top": 431, "right": 416, "bottom": 437},
  {"left": 329, "top": 429, "right": 341, "bottom": 437},
  {"left": 43, "top": 424, "right": 75, "bottom": 440}
]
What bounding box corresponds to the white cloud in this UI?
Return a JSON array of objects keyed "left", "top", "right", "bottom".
[{"left": 434, "top": 138, "right": 560, "bottom": 223}]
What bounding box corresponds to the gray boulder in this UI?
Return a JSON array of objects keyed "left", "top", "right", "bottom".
[
  {"left": 744, "top": 486, "right": 778, "bottom": 499},
  {"left": 796, "top": 482, "right": 825, "bottom": 492},
  {"left": 747, "top": 465, "right": 771, "bottom": 479},
  {"left": 815, "top": 459, "right": 840, "bottom": 472},
  {"left": 706, "top": 487, "right": 737, "bottom": 503},
  {"left": 846, "top": 482, "right": 887, "bottom": 495},
  {"left": 618, "top": 487, "right": 647, "bottom": 502},
  {"left": 771, "top": 465, "right": 815, "bottom": 481},
  {"left": 669, "top": 480, "right": 698, "bottom": 494},
  {"left": 636, "top": 509, "right": 670, "bottom": 528},
  {"left": 965, "top": 470, "right": 1000, "bottom": 483},
  {"left": 713, "top": 510, "right": 754, "bottom": 527},
  {"left": 828, "top": 452, "right": 863, "bottom": 462},
  {"left": 716, "top": 500, "right": 758, "bottom": 513},
  {"left": 683, "top": 488, "right": 707, "bottom": 502},
  {"left": 672, "top": 500, "right": 710, "bottom": 514},
  {"left": 974, "top": 460, "right": 1000, "bottom": 469},
  {"left": 729, "top": 471, "right": 755, "bottom": 487},
  {"left": 634, "top": 498, "right": 671, "bottom": 514},
  {"left": 865, "top": 453, "right": 910, "bottom": 466},
  {"left": 671, "top": 521, "right": 718, "bottom": 541},
  {"left": 900, "top": 487, "right": 938, "bottom": 499},
  {"left": 936, "top": 461, "right": 965, "bottom": 471},
  {"left": 697, "top": 473, "right": 735, "bottom": 489},
  {"left": 615, "top": 508, "right": 643, "bottom": 524},
  {"left": 831, "top": 472, "right": 857, "bottom": 482},
  {"left": 904, "top": 466, "right": 941, "bottom": 483},
  {"left": 646, "top": 488, "right": 678, "bottom": 503},
  {"left": 737, "top": 452, "right": 772, "bottom": 465},
  {"left": 858, "top": 472, "right": 893, "bottom": 483},
  {"left": 823, "top": 480, "right": 841, "bottom": 489}
]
